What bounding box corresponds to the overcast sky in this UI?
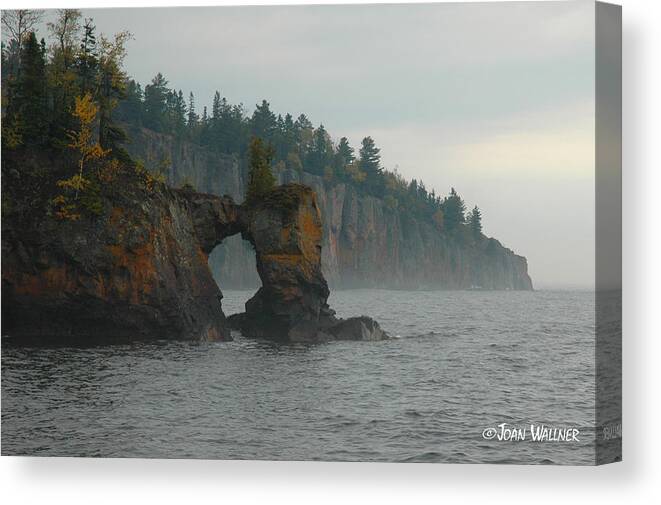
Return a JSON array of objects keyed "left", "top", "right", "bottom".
[{"left": 45, "top": 1, "right": 595, "bottom": 289}]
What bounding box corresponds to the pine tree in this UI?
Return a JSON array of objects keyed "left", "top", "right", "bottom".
[
  {"left": 187, "top": 91, "right": 198, "bottom": 129},
  {"left": 442, "top": 188, "right": 466, "bottom": 232},
  {"left": 143, "top": 72, "right": 169, "bottom": 131},
  {"left": 282, "top": 113, "right": 296, "bottom": 150},
  {"left": 2, "top": 31, "right": 49, "bottom": 148},
  {"left": 13, "top": 32, "right": 48, "bottom": 145},
  {"left": 251, "top": 99, "right": 276, "bottom": 142},
  {"left": 359, "top": 136, "right": 381, "bottom": 173},
  {"left": 294, "top": 114, "right": 314, "bottom": 158},
  {"left": 116, "top": 79, "right": 143, "bottom": 125},
  {"left": 294, "top": 113, "right": 312, "bottom": 131},
  {"left": 359, "top": 136, "right": 384, "bottom": 195},
  {"left": 76, "top": 18, "right": 98, "bottom": 96},
  {"left": 307, "top": 124, "right": 332, "bottom": 175},
  {"left": 246, "top": 137, "right": 276, "bottom": 203},
  {"left": 212, "top": 91, "right": 222, "bottom": 121},
  {"left": 225, "top": 104, "right": 246, "bottom": 154},
  {"left": 174, "top": 90, "right": 187, "bottom": 135},
  {"left": 336, "top": 137, "right": 354, "bottom": 167},
  {"left": 468, "top": 206, "right": 483, "bottom": 238}
]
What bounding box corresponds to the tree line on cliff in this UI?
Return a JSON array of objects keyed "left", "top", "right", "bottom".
[
  {"left": 117, "top": 77, "right": 484, "bottom": 238},
  {"left": 1, "top": 9, "right": 483, "bottom": 241}
]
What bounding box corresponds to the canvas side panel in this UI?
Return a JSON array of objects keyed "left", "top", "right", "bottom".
[{"left": 595, "top": 1, "right": 622, "bottom": 465}]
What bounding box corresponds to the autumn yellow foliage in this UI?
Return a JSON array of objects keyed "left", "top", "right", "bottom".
[
  {"left": 67, "top": 93, "right": 109, "bottom": 189},
  {"left": 53, "top": 93, "right": 110, "bottom": 220}
]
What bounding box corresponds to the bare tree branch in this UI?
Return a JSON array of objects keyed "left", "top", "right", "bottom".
[{"left": 1, "top": 9, "right": 44, "bottom": 44}]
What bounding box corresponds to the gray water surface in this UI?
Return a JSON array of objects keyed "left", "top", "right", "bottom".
[{"left": 1, "top": 290, "right": 597, "bottom": 464}]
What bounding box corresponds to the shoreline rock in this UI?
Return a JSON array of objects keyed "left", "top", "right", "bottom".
[
  {"left": 225, "top": 184, "right": 388, "bottom": 343},
  {"left": 2, "top": 181, "right": 388, "bottom": 343}
]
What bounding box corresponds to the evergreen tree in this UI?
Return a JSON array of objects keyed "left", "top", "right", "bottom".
[
  {"left": 246, "top": 137, "right": 276, "bottom": 203},
  {"left": 187, "top": 91, "right": 198, "bottom": 129},
  {"left": 143, "top": 72, "right": 169, "bottom": 131},
  {"left": 174, "top": 90, "right": 187, "bottom": 135},
  {"left": 359, "top": 136, "right": 384, "bottom": 195},
  {"left": 210, "top": 90, "right": 232, "bottom": 151},
  {"left": 307, "top": 124, "right": 332, "bottom": 175},
  {"left": 335, "top": 137, "right": 354, "bottom": 167},
  {"left": 281, "top": 113, "right": 297, "bottom": 153},
  {"left": 408, "top": 179, "right": 418, "bottom": 196},
  {"left": 76, "top": 18, "right": 98, "bottom": 96},
  {"left": 116, "top": 79, "right": 143, "bottom": 125},
  {"left": 19, "top": 33, "right": 48, "bottom": 143},
  {"left": 223, "top": 103, "right": 246, "bottom": 154},
  {"left": 251, "top": 99, "right": 277, "bottom": 142},
  {"left": 468, "top": 206, "right": 483, "bottom": 238},
  {"left": 443, "top": 188, "right": 466, "bottom": 232},
  {"left": 198, "top": 105, "right": 210, "bottom": 144},
  {"left": 359, "top": 136, "right": 381, "bottom": 173},
  {"left": 294, "top": 113, "right": 314, "bottom": 159},
  {"left": 212, "top": 91, "right": 222, "bottom": 121}
]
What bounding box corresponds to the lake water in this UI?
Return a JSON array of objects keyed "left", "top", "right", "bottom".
[{"left": 2, "top": 290, "right": 601, "bottom": 464}]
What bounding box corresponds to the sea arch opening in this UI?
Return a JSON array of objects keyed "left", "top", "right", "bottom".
[{"left": 208, "top": 234, "right": 261, "bottom": 317}]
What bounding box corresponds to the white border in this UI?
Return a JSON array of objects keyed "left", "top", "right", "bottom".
[{"left": 1, "top": 0, "right": 658, "bottom": 503}]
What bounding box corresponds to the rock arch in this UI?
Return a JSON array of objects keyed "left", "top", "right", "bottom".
[
  {"left": 187, "top": 184, "right": 387, "bottom": 342},
  {"left": 2, "top": 183, "right": 386, "bottom": 343}
]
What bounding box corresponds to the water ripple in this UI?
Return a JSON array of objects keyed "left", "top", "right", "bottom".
[{"left": 2, "top": 290, "right": 597, "bottom": 464}]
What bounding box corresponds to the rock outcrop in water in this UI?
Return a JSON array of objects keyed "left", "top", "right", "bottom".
[
  {"left": 2, "top": 172, "right": 386, "bottom": 343},
  {"left": 227, "top": 184, "right": 387, "bottom": 342},
  {"left": 125, "top": 126, "right": 533, "bottom": 290}
]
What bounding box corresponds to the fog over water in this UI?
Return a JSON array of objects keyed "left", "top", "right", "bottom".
[{"left": 30, "top": 2, "right": 596, "bottom": 288}]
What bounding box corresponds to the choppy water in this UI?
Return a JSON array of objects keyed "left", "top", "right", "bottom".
[{"left": 2, "top": 290, "right": 604, "bottom": 464}]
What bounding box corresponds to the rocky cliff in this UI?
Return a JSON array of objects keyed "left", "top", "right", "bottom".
[
  {"left": 125, "top": 126, "right": 533, "bottom": 290},
  {"left": 124, "top": 125, "right": 259, "bottom": 288},
  {"left": 2, "top": 185, "right": 230, "bottom": 341},
  {"left": 2, "top": 166, "right": 386, "bottom": 343}
]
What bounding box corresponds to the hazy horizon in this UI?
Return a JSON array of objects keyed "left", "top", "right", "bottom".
[{"left": 25, "top": 1, "right": 596, "bottom": 289}]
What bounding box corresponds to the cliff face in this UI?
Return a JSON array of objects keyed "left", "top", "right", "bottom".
[
  {"left": 280, "top": 170, "right": 532, "bottom": 290},
  {"left": 125, "top": 125, "right": 260, "bottom": 288},
  {"left": 125, "top": 127, "right": 532, "bottom": 290},
  {"left": 2, "top": 176, "right": 386, "bottom": 342},
  {"left": 2, "top": 186, "right": 232, "bottom": 341}
]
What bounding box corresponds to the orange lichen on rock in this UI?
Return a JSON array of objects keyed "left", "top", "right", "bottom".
[
  {"left": 106, "top": 236, "right": 158, "bottom": 304},
  {"left": 11, "top": 265, "right": 76, "bottom": 298}
]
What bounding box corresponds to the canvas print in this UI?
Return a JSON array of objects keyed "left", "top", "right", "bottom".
[{"left": 1, "top": 1, "right": 621, "bottom": 465}]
